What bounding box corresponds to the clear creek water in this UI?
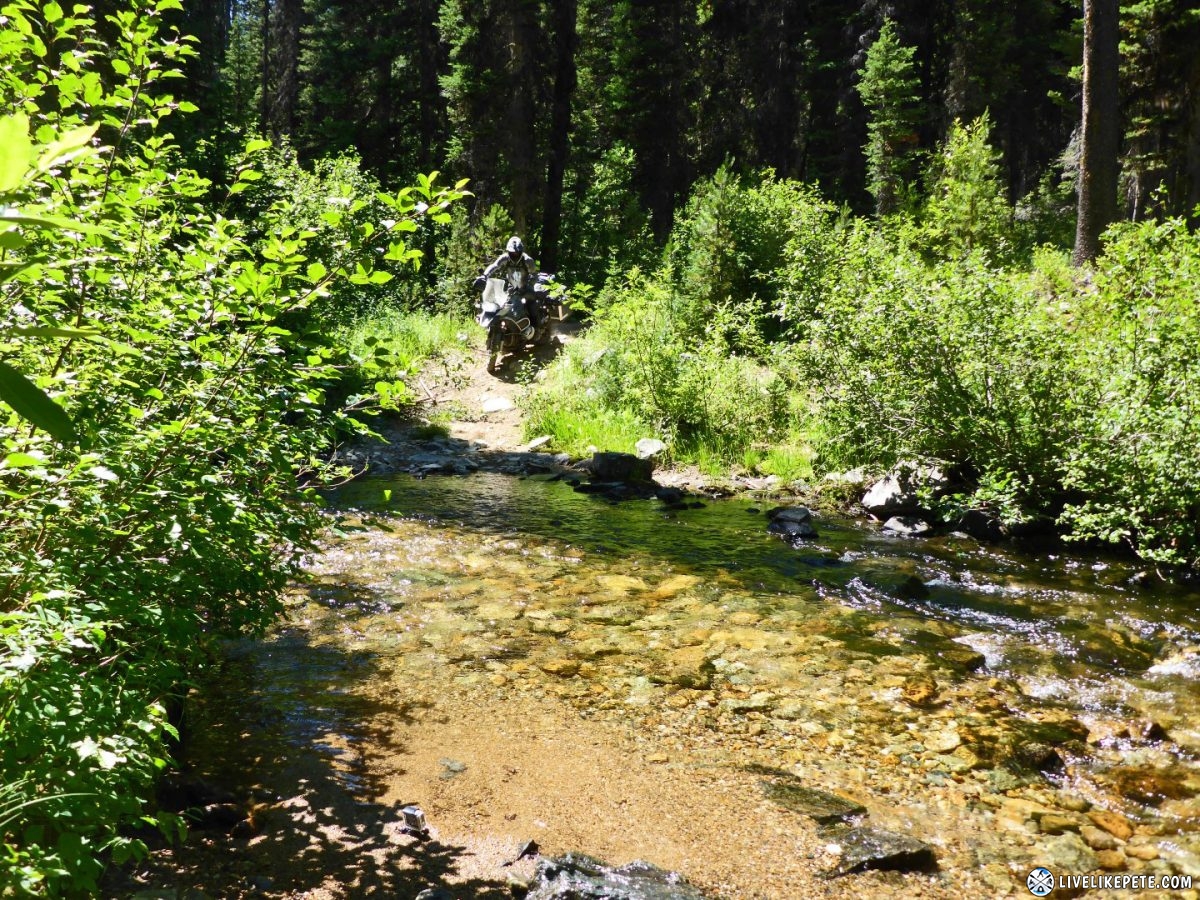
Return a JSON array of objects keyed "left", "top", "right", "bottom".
[{"left": 185, "top": 471, "right": 1200, "bottom": 894}]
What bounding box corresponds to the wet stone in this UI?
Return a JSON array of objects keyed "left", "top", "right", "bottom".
[
  {"left": 1039, "top": 814, "right": 1081, "bottom": 835},
  {"left": 937, "top": 646, "right": 987, "bottom": 672},
  {"left": 986, "top": 769, "right": 1026, "bottom": 792},
  {"left": 882, "top": 516, "right": 933, "bottom": 537},
  {"left": 768, "top": 517, "right": 819, "bottom": 542},
  {"left": 1126, "top": 842, "right": 1160, "bottom": 861},
  {"left": 755, "top": 773, "right": 867, "bottom": 826},
  {"left": 1079, "top": 824, "right": 1120, "bottom": 850},
  {"left": 539, "top": 658, "right": 581, "bottom": 678},
  {"left": 766, "top": 506, "right": 812, "bottom": 524},
  {"left": 527, "top": 852, "right": 708, "bottom": 900},
  {"left": 1088, "top": 809, "right": 1135, "bottom": 841},
  {"left": 1038, "top": 832, "right": 1099, "bottom": 874},
  {"left": 650, "top": 646, "right": 715, "bottom": 689},
  {"left": 824, "top": 826, "right": 938, "bottom": 877},
  {"left": 901, "top": 674, "right": 939, "bottom": 707}
]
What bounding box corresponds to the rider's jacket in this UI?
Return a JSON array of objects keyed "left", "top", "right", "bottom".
[{"left": 483, "top": 251, "right": 538, "bottom": 293}]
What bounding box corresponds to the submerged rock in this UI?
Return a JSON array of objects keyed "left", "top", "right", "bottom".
[
  {"left": 824, "top": 826, "right": 938, "bottom": 877},
  {"left": 586, "top": 452, "right": 655, "bottom": 484},
  {"left": 766, "top": 507, "right": 819, "bottom": 542},
  {"left": 882, "top": 516, "right": 933, "bottom": 537},
  {"left": 526, "top": 852, "right": 708, "bottom": 900},
  {"left": 955, "top": 508, "right": 1009, "bottom": 542},
  {"left": 1037, "top": 832, "right": 1099, "bottom": 874},
  {"left": 751, "top": 767, "right": 867, "bottom": 826}
]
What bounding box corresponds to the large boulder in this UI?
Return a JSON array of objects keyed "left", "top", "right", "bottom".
[
  {"left": 861, "top": 462, "right": 948, "bottom": 518},
  {"left": 587, "top": 452, "right": 655, "bottom": 484}
]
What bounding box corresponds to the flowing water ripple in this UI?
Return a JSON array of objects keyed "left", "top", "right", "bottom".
[{"left": 190, "top": 472, "right": 1200, "bottom": 887}]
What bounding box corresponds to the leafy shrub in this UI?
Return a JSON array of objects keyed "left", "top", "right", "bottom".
[
  {"left": 921, "top": 113, "right": 1015, "bottom": 264},
  {"left": 1058, "top": 217, "right": 1200, "bottom": 566},
  {"left": 559, "top": 142, "right": 656, "bottom": 288},
  {"left": 528, "top": 270, "right": 795, "bottom": 466},
  {"left": 0, "top": 3, "right": 462, "bottom": 893},
  {"left": 666, "top": 167, "right": 817, "bottom": 348},
  {"left": 795, "top": 218, "right": 1076, "bottom": 504},
  {"left": 236, "top": 146, "right": 457, "bottom": 321}
]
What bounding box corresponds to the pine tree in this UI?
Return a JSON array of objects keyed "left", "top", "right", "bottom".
[{"left": 857, "top": 19, "right": 923, "bottom": 215}]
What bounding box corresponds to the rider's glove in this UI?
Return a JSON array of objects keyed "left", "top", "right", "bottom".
[{"left": 473, "top": 276, "right": 486, "bottom": 292}]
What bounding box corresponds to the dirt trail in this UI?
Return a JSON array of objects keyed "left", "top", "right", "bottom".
[{"left": 418, "top": 320, "right": 582, "bottom": 455}]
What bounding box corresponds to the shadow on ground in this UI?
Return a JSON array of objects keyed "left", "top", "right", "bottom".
[{"left": 111, "top": 607, "right": 519, "bottom": 899}]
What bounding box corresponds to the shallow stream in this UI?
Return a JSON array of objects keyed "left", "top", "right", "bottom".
[{"left": 183, "top": 472, "right": 1200, "bottom": 896}]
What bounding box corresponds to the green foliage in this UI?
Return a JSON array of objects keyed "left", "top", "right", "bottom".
[
  {"left": 559, "top": 142, "right": 655, "bottom": 286},
  {"left": 1058, "top": 216, "right": 1200, "bottom": 566},
  {"left": 922, "top": 113, "right": 1014, "bottom": 262},
  {"left": 435, "top": 202, "right": 515, "bottom": 315},
  {"left": 336, "top": 308, "right": 476, "bottom": 409},
  {"left": 232, "top": 146, "right": 465, "bottom": 321},
  {"left": 667, "top": 168, "right": 816, "bottom": 349},
  {"left": 528, "top": 268, "right": 796, "bottom": 467},
  {"left": 857, "top": 20, "right": 924, "bottom": 216},
  {"left": 0, "top": 3, "right": 463, "bottom": 893},
  {"left": 794, "top": 218, "right": 1075, "bottom": 502}
]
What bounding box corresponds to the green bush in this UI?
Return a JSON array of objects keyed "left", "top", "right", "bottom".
[
  {"left": 1059, "top": 217, "right": 1200, "bottom": 566},
  {"left": 0, "top": 3, "right": 462, "bottom": 893},
  {"left": 666, "top": 167, "right": 818, "bottom": 349},
  {"left": 559, "top": 142, "right": 656, "bottom": 288},
  {"left": 528, "top": 269, "right": 796, "bottom": 467},
  {"left": 235, "top": 146, "right": 458, "bottom": 322},
  {"left": 434, "top": 202, "right": 515, "bottom": 316}
]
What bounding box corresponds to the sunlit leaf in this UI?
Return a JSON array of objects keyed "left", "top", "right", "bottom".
[
  {"left": 0, "top": 362, "right": 76, "bottom": 444},
  {"left": 0, "top": 113, "right": 32, "bottom": 193}
]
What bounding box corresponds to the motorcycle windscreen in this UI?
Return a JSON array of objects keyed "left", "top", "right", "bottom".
[{"left": 481, "top": 277, "right": 508, "bottom": 311}]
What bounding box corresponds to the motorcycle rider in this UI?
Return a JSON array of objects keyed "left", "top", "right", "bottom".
[{"left": 474, "top": 236, "right": 541, "bottom": 339}]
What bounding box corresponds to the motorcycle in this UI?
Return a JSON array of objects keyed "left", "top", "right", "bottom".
[{"left": 475, "top": 271, "right": 562, "bottom": 374}]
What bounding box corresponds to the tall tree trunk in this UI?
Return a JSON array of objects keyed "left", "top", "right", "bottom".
[
  {"left": 259, "top": 0, "right": 271, "bottom": 133},
  {"left": 416, "top": 0, "right": 443, "bottom": 171},
  {"left": 1073, "top": 0, "right": 1121, "bottom": 266},
  {"left": 507, "top": 0, "right": 540, "bottom": 237},
  {"left": 540, "top": 0, "right": 578, "bottom": 272},
  {"left": 271, "top": 0, "right": 302, "bottom": 140}
]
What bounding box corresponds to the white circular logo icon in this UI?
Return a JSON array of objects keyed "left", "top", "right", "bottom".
[{"left": 1027, "top": 866, "right": 1054, "bottom": 896}]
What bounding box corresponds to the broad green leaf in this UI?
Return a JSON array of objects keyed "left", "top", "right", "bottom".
[
  {"left": 2, "top": 452, "right": 45, "bottom": 468},
  {"left": 0, "top": 362, "right": 76, "bottom": 444},
  {"left": 306, "top": 262, "right": 326, "bottom": 282},
  {"left": 9, "top": 326, "right": 100, "bottom": 340},
  {"left": 34, "top": 124, "right": 98, "bottom": 173},
  {"left": 0, "top": 230, "right": 27, "bottom": 251},
  {"left": 245, "top": 138, "right": 272, "bottom": 154},
  {"left": 0, "top": 113, "right": 32, "bottom": 193},
  {"left": 0, "top": 260, "right": 39, "bottom": 284},
  {"left": 0, "top": 208, "right": 109, "bottom": 235}
]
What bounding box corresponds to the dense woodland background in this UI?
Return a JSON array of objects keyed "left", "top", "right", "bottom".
[{"left": 171, "top": 0, "right": 1200, "bottom": 279}]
